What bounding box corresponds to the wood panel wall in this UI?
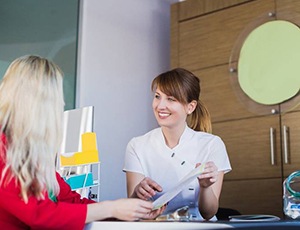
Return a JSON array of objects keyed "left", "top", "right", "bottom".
[{"left": 170, "top": 0, "right": 300, "bottom": 217}]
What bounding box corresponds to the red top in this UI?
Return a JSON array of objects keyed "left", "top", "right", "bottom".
[{"left": 0, "top": 133, "right": 95, "bottom": 230}]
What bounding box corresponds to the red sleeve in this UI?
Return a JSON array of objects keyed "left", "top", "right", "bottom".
[
  {"left": 0, "top": 132, "right": 97, "bottom": 229},
  {"left": 0, "top": 185, "right": 88, "bottom": 230},
  {"left": 0, "top": 161, "right": 95, "bottom": 229},
  {"left": 56, "top": 172, "right": 96, "bottom": 204}
]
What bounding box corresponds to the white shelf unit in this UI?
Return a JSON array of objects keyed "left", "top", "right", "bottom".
[
  {"left": 59, "top": 162, "right": 100, "bottom": 202},
  {"left": 58, "top": 106, "right": 100, "bottom": 202}
]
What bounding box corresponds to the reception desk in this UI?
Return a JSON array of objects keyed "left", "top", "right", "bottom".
[{"left": 85, "top": 220, "right": 300, "bottom": 230}]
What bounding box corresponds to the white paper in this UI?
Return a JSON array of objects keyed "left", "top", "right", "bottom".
[
  {"left": 152, "top": 163, "right": 206, "bottom": 210},
  {"left": 229, "top": 215, "right": 280, "bottom": 222}
]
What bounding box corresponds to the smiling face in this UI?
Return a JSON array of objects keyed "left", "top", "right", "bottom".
[
  {"left": 151, "top": 68, "right": 211, "bottom": 133},
  {"left": 152, "top": 87, "right": 195, "bottom": 130}
]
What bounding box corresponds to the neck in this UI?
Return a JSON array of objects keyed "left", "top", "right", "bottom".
[{"left": 162, "top": 124, "right": 186, "bottom": 149}]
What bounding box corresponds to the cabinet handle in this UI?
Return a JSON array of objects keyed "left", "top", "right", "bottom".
[
  {"left": 283, "top": 125, "right": 289, "bottom": 164},
  {"left": 270, "top": 127, "right": 275, "bottom": 165}
]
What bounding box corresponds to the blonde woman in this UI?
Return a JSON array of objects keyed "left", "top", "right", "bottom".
[{"left": 0, "top": 55, "right": 163, "bottom": 229}]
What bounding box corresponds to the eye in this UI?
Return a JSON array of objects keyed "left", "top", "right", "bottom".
[
  {"left": 168, "top": 97, "right": 176, "bottom": 102},
  {"left": 154, "top": 94, "right": 160, "bottom": 99}
]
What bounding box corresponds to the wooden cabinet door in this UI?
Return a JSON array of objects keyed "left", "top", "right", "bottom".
[
  {"left": 212, "top": 115, "right": 281, "bottom": 180},
  {"left": 196, "top": 65, "right": 279, "bottom": 123},
  {"left": 277, "top": 0, "right": 300, "bottom": 113},
  {"left": 178, "top": 0, "right": 275, "bottom": 70},
  {"left": 177, "top": 0, "right": 250, "bottom": 21},
  {"left": 220, "top": 178, "right": 283, "bottom": 217},
  {"left": 276, "top": 0, "right": 300, "bottom": 26},
  {"left": 281, "top": 111, "right": 300, "bottom": 178}
]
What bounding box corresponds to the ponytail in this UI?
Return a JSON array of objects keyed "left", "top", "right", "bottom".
[{"left": 187, "top": 100, "right": 212, "bottom": 133}]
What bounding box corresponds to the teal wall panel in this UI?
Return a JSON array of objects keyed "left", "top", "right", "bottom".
[{"left": 0, "top": 0, "right": 79, "bottom": 110}]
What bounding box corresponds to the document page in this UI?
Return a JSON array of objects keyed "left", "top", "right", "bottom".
[{"left": 152, "top": 163, "right": 206, "bottom": 210}]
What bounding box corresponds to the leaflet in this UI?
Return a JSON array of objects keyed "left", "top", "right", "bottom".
[
  {"left": 152, "top": 163, "right": 206, "bottom": 210},
  {"left": 229, "top": 215, "right": 280, "bottom": 222}
]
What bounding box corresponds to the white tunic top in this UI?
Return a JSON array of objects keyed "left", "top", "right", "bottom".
[{"left": 123, "top": 125, "right": 231, "bottom": 220}]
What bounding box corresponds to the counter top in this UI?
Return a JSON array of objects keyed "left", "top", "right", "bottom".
[{"left": 85, "top": 220, "right": 300, "bottom": 230}]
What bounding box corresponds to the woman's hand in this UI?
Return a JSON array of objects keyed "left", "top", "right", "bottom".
[
  {"left": 143, "top": 204, "right": 167, "bottom": 220},
  {"left": 134, "top": 177, "right": 162, "bottom": 200},
  {"left": 111, "top": 198, "right": 164, "bottom": 221},
  {"left": 86, "top": 198, "right": 166, "bottom": 223},
  {"left": 196, "top": 161, "right": 218, "bottom": 188}
]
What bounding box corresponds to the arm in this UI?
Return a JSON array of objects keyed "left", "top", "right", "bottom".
[
  {"left": 126, "top": 171, "right": 144, "bottom": 198},
  {"left": 197, "top": 161, "right": 224, "bottom": 220},
  {"left": 124, "top": 139, "right": 162, "bottom": 199},
  {"left": 126, "top": 171, "right": 162, "bottom": 200},
  {"left": 86, "top": 198, "right": 164, "bottom": 222}
]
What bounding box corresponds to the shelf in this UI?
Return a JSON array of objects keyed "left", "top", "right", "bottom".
[{"left": 60, "top": 132, "right": 99, "bottom": 166}]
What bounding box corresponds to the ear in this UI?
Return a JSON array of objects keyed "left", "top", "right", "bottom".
[{"left": 187, "top": 100, "right": 197, "bottom": 115}]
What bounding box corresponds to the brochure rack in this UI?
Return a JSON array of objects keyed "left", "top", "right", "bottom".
[{"left": 59, "top": 132, "right": 100, "bottom": 201}]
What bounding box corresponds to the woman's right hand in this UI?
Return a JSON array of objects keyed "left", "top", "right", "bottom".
[
  {"left": 134, "top": 177, "right": 162, "bottom": 200},
  {"left": 86, "top": 198, "right": 165, "bottom": 222},
  {"left": 111, "top": 198, "right": 165, "bottom": 221}
]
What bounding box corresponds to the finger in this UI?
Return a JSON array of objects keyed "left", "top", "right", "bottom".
[
  {"left": 204, "top": 161, "right": 216, "bottom": 170},
  {"left": 142, "top": 183, "right": 157, "bottom": 195},
  {"left": 141, "top": 180, "right": 162, "bottom": 196},
  {"left": 137, "top": 187, "right": 153, "bottom": 200},
  {"left": 145, "top": 178, "right": 163, "bottom": 192},
  {"left": 129, "top": 202, "right": 152, "bottom": 220},
  {"left": 143, "top": 207, "right": 165, "bottom": 220},
  {"left": 203, "top": 164, "right": 218, "bottom": 175},
  {"left": 138, "top": 200, "right": 154, "bottom": 210},
  {"left": 199, "top": 171, "right": 218, "bottom": 179}
]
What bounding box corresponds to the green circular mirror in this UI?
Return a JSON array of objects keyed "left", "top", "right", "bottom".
[{"left": 238, "top": 20, "right": 300, "bottom": 105}]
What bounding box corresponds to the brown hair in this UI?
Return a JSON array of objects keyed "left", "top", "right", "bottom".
[{"left": 151, "top": 68, "right": 212, "bottom": 133}]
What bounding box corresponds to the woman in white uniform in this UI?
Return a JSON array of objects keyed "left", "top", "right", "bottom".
[{"left": 123, "top": 68, "right": 231, "bottom": 220}]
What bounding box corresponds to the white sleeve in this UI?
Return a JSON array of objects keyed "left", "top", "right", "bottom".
[
  {"left": 123, "top": 138, "right": 144, "bottom": 175},
  {"left": 208, "top": 136, "right": 232, "bottom": 174}
]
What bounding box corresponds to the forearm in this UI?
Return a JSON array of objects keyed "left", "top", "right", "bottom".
[
  {"left": 86, "top": 201, "right": 113, "bottom": 223},
  {"left": 198, "top": 186, "right": 219, "bottom": 220},
  {"left": 126, "top": 172, "right": 144, "bottom": 198},
  {"left": 197, "top": 166, "right": 224, "bottom": 220}
]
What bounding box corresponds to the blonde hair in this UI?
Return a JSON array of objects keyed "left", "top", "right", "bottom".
[
  {"left": 0, "top": 55, "right": 65, "bottom": 202},
  {"left": 151, "top": 68, "right": 212, "bottom": 133}
]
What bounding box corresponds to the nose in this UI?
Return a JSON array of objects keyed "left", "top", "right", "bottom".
[
  {"left": 157, "top": 98, "right": 167, "bottom": 109},
  {"left": 153, "top": 97, "right": 167, "bottom": 110}
]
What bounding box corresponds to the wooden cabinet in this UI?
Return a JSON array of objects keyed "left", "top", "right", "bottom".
[
  {"left": 212, "top": 116, "right": 283, "bottom": 216},
  {"left": 212, "top": 116, "right": 281, "bottom": 180},
  {"left": 281, "top": 111, "right": 300, "bottom": 177},
  {"left": 171, "top": 0, "right": 300, "bottom": 218},
  {"left": 213, "top": 111, "right": 300, "bottom": 217},
  {"left": 195, "top": 65, "right": 278, "bottom": 123},
  {"left": 171, "top": 0, "right": 275, "bottom": 70},
  {"left": 221, "top": 179, "right": 283, "bottom": 217}
]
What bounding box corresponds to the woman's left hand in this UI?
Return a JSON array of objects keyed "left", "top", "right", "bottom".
[{"left": 196, "top": 161, "right": 218, "bottom": 188}]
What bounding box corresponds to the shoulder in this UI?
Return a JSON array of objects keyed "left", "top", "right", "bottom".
[
  {"left": 128, "top": 127, "right": 161, "bottom": 145},
  {"left": 190, "top": 130, "right": 225, "bottom": 148},
  {"left": 192, "top": 129, "right": 222, "bottom": 141}
]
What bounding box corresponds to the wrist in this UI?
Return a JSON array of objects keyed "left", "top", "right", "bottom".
[
  {"left": 101, "top": 200, "right": 114, "bottom": 219},
  {"left": 198, "top": 178, "right": 209, "bottom": 189}
]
